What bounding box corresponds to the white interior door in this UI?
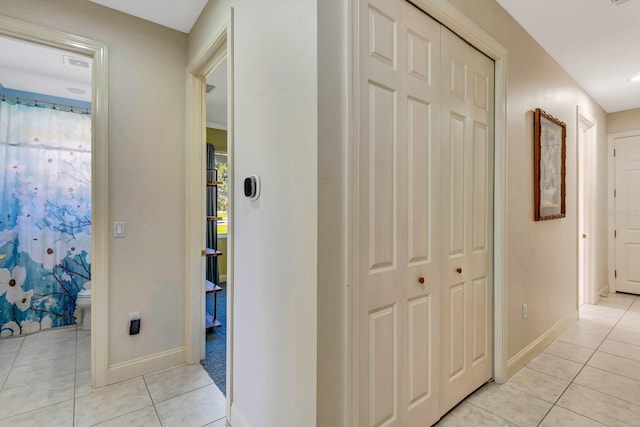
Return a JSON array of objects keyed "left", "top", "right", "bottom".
[
  {"left": 614, "top": 134, "right": 640, "bottom": 294},
  {"left": 439, "top": 27, "right": 494, "bottom": 414},
  {"left": 358, "top": 0, "right": 441, "bottom": 425}
]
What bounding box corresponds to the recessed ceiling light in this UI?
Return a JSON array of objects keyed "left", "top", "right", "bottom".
[{"left": 68, "top": 88, "right": 86, "bottom": 94}]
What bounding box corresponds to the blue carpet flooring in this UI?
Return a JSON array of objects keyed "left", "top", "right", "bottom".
[{"left": 201, "top": 282, "right": 226, "bottom": 395}]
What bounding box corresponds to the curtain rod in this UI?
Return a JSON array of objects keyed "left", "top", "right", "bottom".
[{"left": 0, "top": 94, "right": 91, "bottom": 115}]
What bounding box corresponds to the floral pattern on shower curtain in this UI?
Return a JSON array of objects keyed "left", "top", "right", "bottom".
[{"left": 0, "top": 100, "right": 91, "bottom": 337}]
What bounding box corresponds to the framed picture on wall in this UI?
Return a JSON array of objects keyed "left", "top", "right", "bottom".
[{"left": 534, "top": 108, "right": 566, "bottom": 221}]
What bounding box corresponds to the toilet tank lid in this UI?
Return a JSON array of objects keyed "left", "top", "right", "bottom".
[{"left": 78, "top": 289, "right": 91, "bottom": 296}]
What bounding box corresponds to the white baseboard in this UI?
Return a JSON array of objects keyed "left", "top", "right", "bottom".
[
  {"left": 220, "top": 274, "right": 227, "bottom": 283},
  {"left": 598, "top": 283, "right": 610, "bottom": 297},
  {"left": 108, "top": 347, "right": 186, "bottom": 384},
  {"left": 506, "top": 311, "right": 577, "bottom": 380},
  {"left": 231, "top": 404, "right": 252, "bottom": 427}
]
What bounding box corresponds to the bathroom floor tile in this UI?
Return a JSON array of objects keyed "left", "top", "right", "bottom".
[
  {"left": 155, "top": 383, "right": 226, "bottom": 427},
  {"left": 566, "top": 318, "right": 614, "bottom": 338},
  {"left": 599, "top": 338, "right": 640, "bottom": 362},
  {"left": 556, "top": 329, "right": 604, "bottom": 350},
  {"left": 76, "top": 349, "right": 90, "bottom": 373},
  {"left": 75, "top": 369, "right": 92, "bottom": 397},
  {"left": 0, "top": 399, "right": 73, "bottom": 427},
  {"left": 527, "top": 352, "right": 583, "bottom": 381},
  {"left": 92, "top": 405, "right": 161, "bottom": 427},
  {"left": 14, "top": 333, "right": 76, "bottom": 367},
  {"left": 574, "top": 365, "right": 640, "bottom": 406},
  {"left": 3, "top": 353, "right": 76, "bottom": 389},
  {"left": 466, "top": 382, "right": 552, "bottom": 426},
  {"left": 0, "top": 337, "right": 23, "bottom": 355},
  {"left": 437, "top": 401, "right": 516, "bottom": 426},
  {"left": 144, "top": 363, "right": 213, "bottom": 404},
  {"left": 0, "top": 372, "right": 74, "bottom": 420},
  {"left": 204, "top": 417, "right": 229, "bottom": 427},
  {"left": 74, "top": 377, "right": 153, "bottom": 427},
  {"left": 539, "top": 405, "right": 606, "bottom": 427},
  {"left": 557, "top": 383, "right": 640, "bottom": 426},
  {"left": 587, "top": 350, "right": 640, "bottom": 382},
  {"left": 543, "top": 339, "right": 595, "bottom": 364},
  {"left": 608, "top": 325, "right": 640, "bottom": 347},
  {"left": 508, "top": 367, "right": 570, "bottom": 403}
]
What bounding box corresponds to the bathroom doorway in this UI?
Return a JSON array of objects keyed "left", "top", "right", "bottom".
[
  {"left": 0, "top": 35, "right": 93, "bottom": 333},
  {"left": 0, "top": 15, "right": 109, "bottom": 389}
]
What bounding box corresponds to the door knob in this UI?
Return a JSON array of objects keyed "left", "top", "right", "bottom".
[
  {"left": 456, "top": 267, "right": 463, "bottom": 274},
  {"left": 582, "top": 233, "right": 587, "bottom": 239},
  {"left": 418, "top": 277, "right": 425, "bottom": 284}
]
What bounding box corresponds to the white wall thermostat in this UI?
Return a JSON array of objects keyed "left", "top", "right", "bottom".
[{"left": 244, "top": 174, "right": 261, "bottom": 201}]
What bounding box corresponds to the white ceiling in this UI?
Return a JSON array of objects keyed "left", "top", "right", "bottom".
[
  {"left": 91, "top": 0, "right": 640, "bottom": 114},
  {"left": 497, "top": 0, "right": 640, "bottom": 113},
  {"left": 206, "top": 58, "right": 228, "bottom": 128},
  {"left": 88, "top": 0, "right": 207, "bottom": 33},
  {"left": 0, "top": 36, "right": 91, "bottom": 102},
  {"left": 7, "top": 0, "right": 634, "bottom": 122}
]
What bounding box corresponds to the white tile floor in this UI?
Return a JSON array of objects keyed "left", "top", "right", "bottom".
[
  {"left": 438, "top": 292, "right": 640, "bottom": 426},
  {"left": 0, "top": 327, "right": 227, "bottom": 427},
  {"left": 1, "top": 292, "right": 639, "bottom": 426}
]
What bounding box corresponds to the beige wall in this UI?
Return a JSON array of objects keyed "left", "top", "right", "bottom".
[
  {"left": 0, "top": 0, "right": 188, "bottom": 369},
  {"left": 190, "top": 1, "right": 318, "bottom": 426},
  {"left": 609, "top": 108, "right": 640, "bottom": 134},
  {"left": 317, "top": 0, "right": 348, "bottom": 425},
  {"left": 448, "top": 0, "right": 609, "bottom": 360}
]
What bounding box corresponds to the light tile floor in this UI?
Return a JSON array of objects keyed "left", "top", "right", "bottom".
[
  {"left": 437, "top": 292, "right": 640, "bottom": 426},
  {"left": 0, "top": 327, "right": 227, "bottom": 427},
  {"left": 2, "top": 292, "right": 639, "bottom": 426}
]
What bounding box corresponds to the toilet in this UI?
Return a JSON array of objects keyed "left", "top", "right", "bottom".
[{"left": 76, "top": 289, "right": 91, "bottom": 330}]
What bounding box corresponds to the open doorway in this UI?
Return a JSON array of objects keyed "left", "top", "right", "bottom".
[
  {"left": 201, "top": 57, "right": 229, "bottom": 395},
  {"left": 0, "top": 15, "right": 109, "bottom": 388}
]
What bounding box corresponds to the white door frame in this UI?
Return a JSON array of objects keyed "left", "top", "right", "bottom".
[
  {"left": 576, "top": 106, "right": 597, "bottom": 305},
  {"left": 185, "top": 8, "right": 234, "bottom": 419},
  {"left": 0, "top": 15, "right": 110, "bottom": 388},
  {"left": 608, "top": 129, "right": 640, "bottom": 293},
  {"left": 347, "top": 0, "right": 508, "bottom": 423}
]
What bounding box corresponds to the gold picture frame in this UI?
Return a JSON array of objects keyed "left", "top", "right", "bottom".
[{"left": 534, "top": 108, "right": 566, "bottom": 221}]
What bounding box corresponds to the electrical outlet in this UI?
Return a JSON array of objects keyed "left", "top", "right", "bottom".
[
  {"left": 522, "top": 304, "right": 528, "bottom": 319},
  {"left": 129, "top": 312, "right": 141, "bottom": 335}
]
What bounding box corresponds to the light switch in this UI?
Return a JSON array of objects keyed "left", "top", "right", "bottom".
[{"left": 114, "top": 222, "right": 125, "bottom": 238}]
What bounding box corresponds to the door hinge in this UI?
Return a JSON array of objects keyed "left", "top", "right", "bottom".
[
  {"left": 615, "top": 270, "right": 617, "bottom": 278},
  {"left": 615, "top": 230, "right": 617, "bottom": 238},
  {"left": 614, "top": 149, "right": 616, "bottom": 157},
  {"left": 614, "top": 189, "right": 617, "bottom": 197}
]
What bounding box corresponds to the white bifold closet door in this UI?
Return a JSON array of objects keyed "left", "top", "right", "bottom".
[
  {"left": 439, "top": 25, "right": 494, "bottom": 415},
  {"left": 357, "top": 1, "right": 494, "bottom": 425}
]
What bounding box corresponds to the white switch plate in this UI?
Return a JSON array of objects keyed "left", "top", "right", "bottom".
[{"left": 114, "top": 222, "right": 125, "bottom": 238}]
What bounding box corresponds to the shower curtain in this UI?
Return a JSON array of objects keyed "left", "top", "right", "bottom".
[{"left": 0, "top": 100, "right": 91, "bottom": 336}]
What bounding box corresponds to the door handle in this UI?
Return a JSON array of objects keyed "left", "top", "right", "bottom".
[
  {"left": 582, "top": 234, "right": 587, "bottom": 239},
  {"left": 456, "top": 267, "right": 463, "bottom": 274}
]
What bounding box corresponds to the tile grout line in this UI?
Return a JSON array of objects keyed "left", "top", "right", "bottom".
[
  {"left": 536, "top": 295, "right": 638, "bottom": 426},
  {"left": 0, "top": 336, "right": 24, "bottom": 393},
  {"left": 142, "top": 375, "right": 164, "bottom": 426}
]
